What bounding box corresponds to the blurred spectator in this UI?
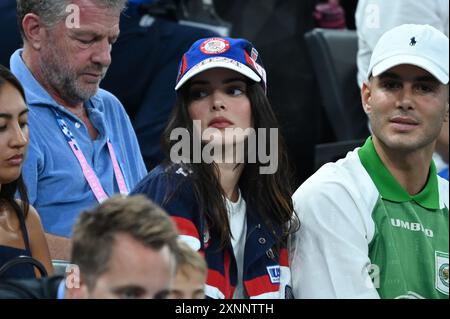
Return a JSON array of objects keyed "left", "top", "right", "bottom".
[
  {"left": 168, "top": 240, "right": 207, "bottom": 299},
  {"left": 313, "top": 0, "right": 346, "bottom": 29},
  {"left": 0, "top": 195, "right": 179, "bottom": 299}
]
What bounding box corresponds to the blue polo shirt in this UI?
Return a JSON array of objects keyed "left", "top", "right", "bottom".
[{"left": 10, "top": 50, "right": 147, "bottom": 237}]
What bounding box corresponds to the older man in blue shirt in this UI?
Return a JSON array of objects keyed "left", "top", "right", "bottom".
[{"left": 11, "top": 0, "right": 147, "bottom": 260}]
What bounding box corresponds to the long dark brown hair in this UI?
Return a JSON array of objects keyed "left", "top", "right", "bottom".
[
  {"left": 162, "top": 79, "right": 299, "bottom": 250},
  {"left": 0, "top": 64, "right": 30, "bottom": 219}
]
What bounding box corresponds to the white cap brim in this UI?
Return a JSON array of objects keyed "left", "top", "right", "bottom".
[
  {"left": 175, "top": 58, "right": 262, "bottom": 90},
  {"left": 371, "top": 54, "right": 449, "bottom": 84}
]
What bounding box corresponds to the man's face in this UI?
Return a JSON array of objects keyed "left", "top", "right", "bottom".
[
  {"left": 168, "top": 266, "right": 206, "bottom": 299},
  {"left": 362, "top": 64, "right": 449, "bottom": 153},
  {"left": 39, "top": 0, "right": 120, "bottom": 105},
  {"left": 84, "top": 233, "right": 174, "bottom": 299}
]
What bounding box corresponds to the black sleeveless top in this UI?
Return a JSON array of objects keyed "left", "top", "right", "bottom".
[{"left": 0, "top": 207, "right": 35, "bottom": 279}]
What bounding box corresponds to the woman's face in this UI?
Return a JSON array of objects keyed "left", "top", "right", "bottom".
[
  {"left": 187, "top": 68, "right": 253, "bottom": 147},
  {"left": 0, "top": 82, "right": 29, "bottom": 185}
]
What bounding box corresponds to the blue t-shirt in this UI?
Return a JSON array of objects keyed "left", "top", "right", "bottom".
[{"left": 10, "top": 50, "right": 147, "bottom": 237}]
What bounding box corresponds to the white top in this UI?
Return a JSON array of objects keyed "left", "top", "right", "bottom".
[
  {"left": 290, "top": 149, "right": 380, "bottom": 298},
  {"left": 225, "top": 190, "right": 247, "bottom": 299},
  {"left": 355, "top": 0, "right": 449, "bottom": 87}
]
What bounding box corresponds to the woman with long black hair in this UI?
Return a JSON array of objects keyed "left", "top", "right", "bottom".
[
  {"left": 0, "top": 65, "right": 53, "bottom": 278},
  {"left": 132, "top": 37, "right": 299, "bottom": 299}
]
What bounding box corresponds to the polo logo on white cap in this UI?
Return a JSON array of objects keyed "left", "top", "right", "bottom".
[
  {"left": 410, "top": 37, "right": 417, "bottom": 46},
  {"left": 200, "top": 38, "right": 230, "bottom": 55}
]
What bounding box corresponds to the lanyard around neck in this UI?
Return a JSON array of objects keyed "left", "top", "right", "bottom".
[{"left": 52, "top": 108, "right": 128, "bottom": 202}]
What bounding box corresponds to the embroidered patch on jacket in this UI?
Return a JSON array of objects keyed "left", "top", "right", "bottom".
[
  {"left": 266, "top": 265, "right": 280, "bottom": 284},
  {"left": 435, "top": 251, "right": 449, "bottom": 295}
]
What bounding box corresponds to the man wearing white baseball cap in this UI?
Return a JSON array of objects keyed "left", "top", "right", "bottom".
[
  {"left": 367, "top": 24, "right": 448, "bottom": 84},
  {"left": 290, "top": 24, "right": 449, "bottom": 299}
]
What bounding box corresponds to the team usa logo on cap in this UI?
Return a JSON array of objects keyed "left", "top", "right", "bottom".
[
  {"left": 175, "top": 36, "right": 268, "bottom": 92},
  {"left": 200, "top": 38, "right": 231, "bottom": 55}
]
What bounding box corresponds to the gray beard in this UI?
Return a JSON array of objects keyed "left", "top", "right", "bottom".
[{"left": 39, "top": 53, "right": 101, "bottom": 105}]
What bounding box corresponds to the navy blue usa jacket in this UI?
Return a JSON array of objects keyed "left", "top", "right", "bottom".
[{"left": 132, "top": 164, "right": 292, "bottom": 299}]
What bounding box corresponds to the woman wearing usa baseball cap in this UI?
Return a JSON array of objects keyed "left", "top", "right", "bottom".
[
  {"left": 132, "top": 37, "right": 299, "bottom": 299},
  {"left": 174, "top": 37, "right": 267, "bottom": 91}
]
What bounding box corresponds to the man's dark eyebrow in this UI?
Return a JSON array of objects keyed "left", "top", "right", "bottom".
[
  {"left": 378, "top": 72, "right": 439, "bottom": 83},
  {"left": 414, "top": 75, "right": 439, "bottom": 83},
  {"left": 378, "top": 72, "right": 401, "bottom": 80}
]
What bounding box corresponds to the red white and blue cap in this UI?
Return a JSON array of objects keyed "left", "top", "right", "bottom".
[{"left": 175, "top": 37, "right": 267, "bottom": 91}]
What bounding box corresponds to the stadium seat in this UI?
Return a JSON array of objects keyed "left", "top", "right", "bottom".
[
  {"left": 304, "top": 28, "right": 368, "bottom": 141},
  {"left": 314, "top": 139, "right": 365, "bottom": 170}
]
